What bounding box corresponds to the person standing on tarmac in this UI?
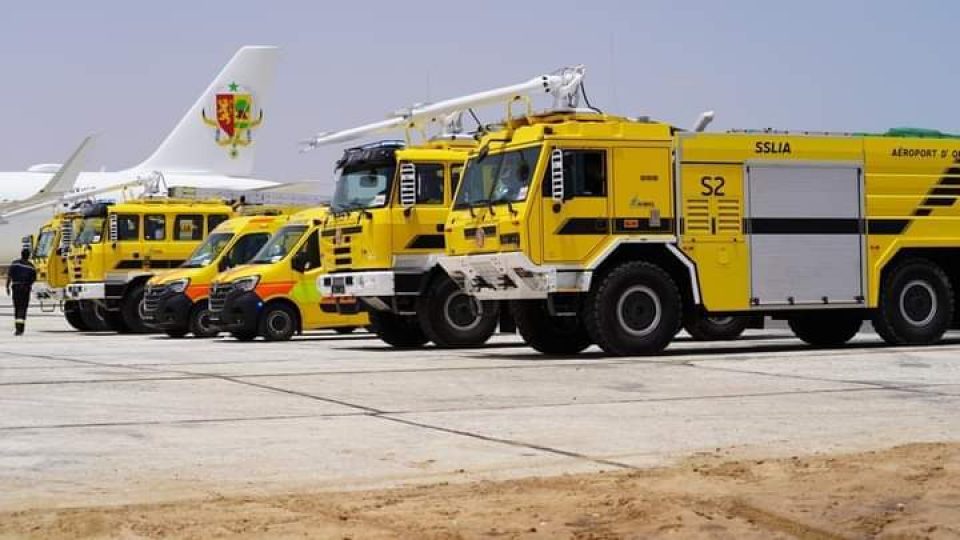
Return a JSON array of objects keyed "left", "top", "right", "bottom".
[{"left": 6, "top": 249, "right": 37, "bottom": 336}]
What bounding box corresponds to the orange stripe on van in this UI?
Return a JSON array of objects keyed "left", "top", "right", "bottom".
[
  {"left": 185, "top": 284, "right": 210, "bottom": 301},
  {"left": 255, "top": 281, "right": 296, "bottom": 298}
]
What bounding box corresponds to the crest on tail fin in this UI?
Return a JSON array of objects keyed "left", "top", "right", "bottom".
[{"left": 201, "top": 81, "right": 264, "bottom": 158}]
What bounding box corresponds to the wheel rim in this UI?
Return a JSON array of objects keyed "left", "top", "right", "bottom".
[
  {"left": 443, "top": 291, "right": 482, "bottom": 331},
  {"left": 195, "top": 310, "right": 215, "bottom": 335},
  {"left": 266, "top": 310, "right": 292, "bottom": 335},
  {"left": 899, "top": 280, "right": 937, "bottom": 327},
  {"left": 137, "top": 298, "right": 147, "bottom": 320},
  {"left": 616, "top": 285, "right": 662, "bottom": 337},
  {"left": 706, "top": 316, "right": 734, "bottom": 326}
]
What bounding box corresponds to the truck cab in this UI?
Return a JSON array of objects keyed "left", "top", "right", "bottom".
[
  {"left": 316, "top": 139, "right": 503, "bottom": 348},
  {"left": 209, "top": 207, "right": 368, "bottom": 341},
  {"left": 65, "top": 199, "right": 234, "bottom": 333},
  {"left": 143, "top": 213, "right": 291, "bottom": 338}
]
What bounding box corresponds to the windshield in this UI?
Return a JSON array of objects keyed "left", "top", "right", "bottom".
[
  {"left": 182, "top": 232, "right": 234, "bottom": 268},
  {"left": 34, "top": 229, "right": 57, "bottom": 258},
  {"left": 454, "top": 147, "right": 541, "bottom": 208},
  {"left": 331, "top": 163, "right": 396, "bottom": 212},
  {"left": 250, "top": 225, "right": 308, "bottom": 264},
  {"left": 75, "top": 217, "right": 105, "bottom": 246}
]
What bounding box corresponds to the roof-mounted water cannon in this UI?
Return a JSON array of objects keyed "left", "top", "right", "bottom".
[
  {"left": 692, "top": 110, "right": 715, "bottom": 132},
  {"left": 299, "top": 65, "right": 591, "bottom": 152}
]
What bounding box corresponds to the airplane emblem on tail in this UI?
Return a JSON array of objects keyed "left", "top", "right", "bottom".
[{"left": 201, "top": 81, "right": 263, "bottom": 158}]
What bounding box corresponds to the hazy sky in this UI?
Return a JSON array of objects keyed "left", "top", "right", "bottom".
[{"left": 1, "top": 1, "right": 957, "bottom": 191}]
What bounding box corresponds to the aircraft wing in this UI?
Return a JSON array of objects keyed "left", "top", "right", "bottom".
[{"left": 0, "top": 135, "right": 96, "bottom": 223}]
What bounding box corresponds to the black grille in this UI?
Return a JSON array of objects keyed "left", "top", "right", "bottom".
[
  {"left": 143, "top": 285, "right": 167, "bottom": 314},
  {"left": 209, "top": 283, "right": 233, "bottom": 313}
]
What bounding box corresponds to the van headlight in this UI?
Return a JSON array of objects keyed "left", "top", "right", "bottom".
[
  {"left": 166, "top": 279, "right": 190, "bottom": 293},
  {"left": 233, "top": 276, "right": 260, "bottom": 292}
]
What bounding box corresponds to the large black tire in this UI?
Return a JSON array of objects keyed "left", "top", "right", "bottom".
[
  {"left": 79, "top": 301, "right": 111, "bottom": 331},
  {"left": 188, "top": 301, "right": 220, "bottom": 338},
  {"left": 165, "top": 328, "right": 189, "bottom": 338},
  {"left": 334, "top": 326, "right": 357, "bottom": 335},
  {"left": 417, "top": 275, "right": 499, "bottom": 348},
  {"left": 103, "top": 310, "right": 128, "bottom": 333},
  {"left": 510, "top": 300, "right": 591, "bottom": 355},
  {"left": 788, "top": 311, "right": 863, "bottom": 347},
  {"left": 63, "top": 301, "right": 89, "bottom": 331},
  {"left": 583, "top": 262, "right": 682, "bottom": 356},
  {"left": 231, "top": 330, "right": 257, "bottom": 342},
  {"left": 119, "top": 284, "right": 152, "bottom": 334},
  {"left": 872, "top": 258, "right": 954, "bottom": 346},
  {"left": 683, "top": 313, "right": 749, "bottom": 341},
  {"left": 368, "top": 310, "right": 428, "bottom": 348},
  {"left": 258, "top": 303, "right": 298, "bottom": 341}
]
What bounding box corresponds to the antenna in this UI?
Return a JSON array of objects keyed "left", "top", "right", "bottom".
[
  {"left": 692, "top": 111, "right": 715, "bottom": 132},
  {"left": 300, "top": 65, "right": 589, "bottom": 151}
]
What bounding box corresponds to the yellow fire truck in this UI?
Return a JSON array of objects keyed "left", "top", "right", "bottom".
[
  {"left": 208, "top": 206, "right": 368, "bottom": 341},
  {"left": 64, "top": 197, "right": 234, "bottom": 333},
  {"left": 437, "top": 66, "right": 960, "bottom": 355},
  {"left": 142, "top": 188, "right": 326, "bottom": 338},
  {"left": 303, "top": 117, "right": 503, "bottom": 347}
]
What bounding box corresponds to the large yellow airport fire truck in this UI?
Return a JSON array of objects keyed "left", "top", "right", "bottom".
[
  {"left": 208, "top": 206, "right": 368, "bottom": 341},
  {"left": 142, "top": 187, "right": 326, "bottom": 338},
  {"left": 437, "top": 66, "right": 960, "bottom": 355},
  {"left": 303, "top": 113, "right": 503, "bottom": 347}
]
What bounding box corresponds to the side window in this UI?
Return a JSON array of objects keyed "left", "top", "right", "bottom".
[
  {"left": 415, "top": 163, "right": 445, "bottom": 204},
  {"left": 144, "top": 215, "right": 166, "bottom": 241},
  {"left": 295, "top": 230, "right": 321, "bottom": 271},
  {"left": 542, "top": 149, "right": 607, "bottom": 198},
  {"left": 174, "top": 214, "right": 203, "bottom": 241},
  {"left": 207, "top": 214, "right": 229, "bottom": 233},
  {"left": 115, "top": 214, "right": 139, "bottom": 241},
  {"left": 450, "top": 165, "right": 463, "bottom": 201},
  {"left": 226, "top": 233, "right": 269, "bottom": 268}
]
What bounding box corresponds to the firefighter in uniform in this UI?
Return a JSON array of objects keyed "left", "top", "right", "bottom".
[{"left": 7, "top": 249, "right": 37, "bottom": 335}]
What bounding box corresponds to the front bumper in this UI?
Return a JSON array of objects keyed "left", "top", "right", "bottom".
[
  {"left": 209, "top": 288, "right": 261, "bottom": 334},
  {"left": 438, "top": 252, "right": 587, "bottom": 301},
  {"left": 142, "top": 288, "right": 192, "bottom": 329},
  {"left": 32, "top": 282, "right": 64, "bottom": 303},
  {"left": 65, "top": 282, "right": 107, "bottom": 301},
  {"left": 317, "top": 271, "right": 395, "bottom": 298}
]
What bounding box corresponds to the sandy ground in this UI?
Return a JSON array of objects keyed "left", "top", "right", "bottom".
[{"left": 2, "top": 442, "right": 958, "bottom": 539}]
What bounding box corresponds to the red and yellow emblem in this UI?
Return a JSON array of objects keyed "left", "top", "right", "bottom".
[{"left": 202, "top": 81, "right": 263, "bottom": 158}]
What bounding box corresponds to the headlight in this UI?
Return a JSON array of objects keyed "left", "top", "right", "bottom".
[
  {"left": 166, "top": 279, "right": 190, "bottom": 293},
  {"left": 233, "top": 276, "right": 260, "bottom": 292}
]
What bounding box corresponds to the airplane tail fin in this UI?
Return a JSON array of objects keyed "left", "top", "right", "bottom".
[
  {"left": 36, "top": 135, "right": 96, "bottom": 196},
  {"left": 133, "top": 46, "right": 279, "bottom": 177}
]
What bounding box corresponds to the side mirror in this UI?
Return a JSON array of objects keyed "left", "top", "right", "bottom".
[
  {"left": 218, "top": 256, "right": 230, "bottom": 272},
  {"left": 550, "top": 148, "right": 565, "bottom": 204},
  {"left": 108, "top": 214, "right": 118, "bottom": 243},
  {"left": 399, "top": 162, "right": 417, "bottom": 210},
  {"left": 291, "top": 251, "right": 308, "bottom": 273}
]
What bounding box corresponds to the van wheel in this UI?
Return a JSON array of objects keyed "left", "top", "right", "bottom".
[
  {"left": 259, "top": 303, "right": 297, "bottom": 341},
  {"left": 120, "top": 284, "right": 152, "bottom": 334},
  {"left": 369, "top": 310, "right": 428, "bottom": 348},
  {"left": 231, "top": 330, "right": 257, "bottom": 342},
  {"left": 63, "top": 301, "right": 89, "bottom": 331},
  {"left": 79, "top": 301, "right": 111, "bottom": 331},
  {"left": 511, "top": 300, "right": 591, "bottom": 355},
  {"left": 334, "top": 326, "right": 357, "bottom": 335},
  {"left": 189, "top": 302, "right": 220, "bottom": 338},
  {"left": 583, "top": 262, "right": 681, "bottom": 356},
  {"left": 417, "top": 275, "right": 499, "bottom": 348},
  {"left": 873, "top": 258, "right": 954, "bottom": 345},
  {"left": 165, "top": 328, "right": 189, "bottom": 338},
  {"left": 788, "top": 312, "right": 862, "bottom": 347},
  {"left": 683, "top": 313, "right": 749, "bottom": 341}
]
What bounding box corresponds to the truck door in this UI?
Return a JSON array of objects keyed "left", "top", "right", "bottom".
[
  {"left": 392, "top": 162, "right": 448, "bottom": 255},
  {"left": 540, "top": 147, "right": 610, "bottom": 263},
  {"left": 111, "top": 213, "right": 144, "bottom": 271}
]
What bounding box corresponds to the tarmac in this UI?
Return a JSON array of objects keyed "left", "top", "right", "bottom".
[{"left": 1, "top": 308, "right": 959, "bottom": 512}]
